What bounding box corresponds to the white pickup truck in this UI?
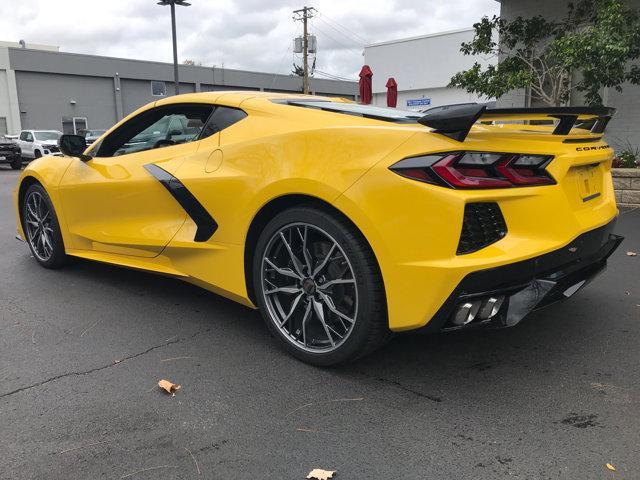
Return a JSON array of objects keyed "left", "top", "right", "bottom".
[{"left": 15, "top": 130, "right": 63, "bottom": 159}]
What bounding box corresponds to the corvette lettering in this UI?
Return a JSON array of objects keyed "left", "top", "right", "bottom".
[{"left": 576, "top": 145, "right": 611, "bottom": 151}]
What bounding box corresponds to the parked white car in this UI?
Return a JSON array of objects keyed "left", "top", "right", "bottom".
[{"left": 16, "top": 130, "right": 63, "bottom": 159}]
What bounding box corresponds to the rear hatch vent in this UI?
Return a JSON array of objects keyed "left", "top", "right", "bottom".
[{"left": 457, "top": 203, "right": 507, "bottom": 255}]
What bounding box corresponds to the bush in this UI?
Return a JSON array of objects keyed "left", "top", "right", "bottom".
[{"left": 613, "top": 150, "right": 639, "bottom": 168}]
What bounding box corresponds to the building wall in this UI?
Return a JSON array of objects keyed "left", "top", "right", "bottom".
[
  {"left": 0, "top": 47, "right": 21, "bottom": 134},
  {"left": 14, "top": 71, "right": 117, "bottom": 132},
  {"left": 118, "top": 79, "right": 196, "bottom": 119},
  {"left": 1, "top": 46, "right": 357, "bottom": 135},
  {"left": 364, "top": 28, "right": 496, "bottom": 109},
  {"left": 498, "top": 0, "right": 640, "bottom": 150},
  {"left": 373, "top": 86, "right": 489, "bottom": 111},
  {"left": 0, "top": 69, "right": 11, "bottom": 134}
]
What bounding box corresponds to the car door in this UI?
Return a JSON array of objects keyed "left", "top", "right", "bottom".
[
  {"left": 19, "top": 131, "right": 34, "bottom": 157},
  {"left": 57, "top": 103, "right": 214, "bottom": 258}
]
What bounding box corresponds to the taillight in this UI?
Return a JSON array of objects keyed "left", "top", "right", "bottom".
[{"left": 389, "top": 152, "right": 555, "bottom": 189}]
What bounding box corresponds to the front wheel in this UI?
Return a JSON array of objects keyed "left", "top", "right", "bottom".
[
  {"left": 22, "top": 183, "right": 70, "bottom": 269},
  {"left": 253, "top": 206, "right": 389, "bottom": 366},
  {"left": 10, "top": 157, "right": 22, "bottom": 170}
]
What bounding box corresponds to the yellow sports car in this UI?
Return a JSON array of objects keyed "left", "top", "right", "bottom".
[{"left": 13, "top": 92, "right": 623, "bottom": 365}]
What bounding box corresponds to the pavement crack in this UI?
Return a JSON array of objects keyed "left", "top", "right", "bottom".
[
  {"left": 0, "top": 327, "right": 210, "bottom": 400},
  {"left": 355, "top": 370, "right": 443, "bottom": 403}
]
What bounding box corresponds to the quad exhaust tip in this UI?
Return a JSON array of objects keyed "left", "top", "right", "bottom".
[{"left": 452, "top": 296, "right": 505, "bottom": 327}]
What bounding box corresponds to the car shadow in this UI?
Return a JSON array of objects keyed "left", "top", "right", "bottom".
[{"left": 55, "top": 254, "right": 620, "bottom": 391}]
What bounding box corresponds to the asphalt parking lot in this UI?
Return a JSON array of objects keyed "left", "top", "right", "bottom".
[{"left": 1, "top": 166, "right": 639, "bottom": 480}]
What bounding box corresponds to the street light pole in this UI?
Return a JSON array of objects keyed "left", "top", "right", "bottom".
[
  {"left": 170, "top": 2, "right": 179, "bottom": 95},
  {"left": 158, "top": 0, "right": 191, "bottom": 96}
]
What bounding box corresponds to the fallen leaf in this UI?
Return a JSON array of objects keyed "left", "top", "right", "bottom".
[
  {"left": 307, "top": 468, "right": 336, "bottom": 480},
  {"left": 627, "top": 251, "right": 637, "bottom": 256},
  {"left": 606, "top": 463, "right": 616, "bottom": 471},
  {"left": 158, "top": 379, "right": 181, "bottom": 394}
]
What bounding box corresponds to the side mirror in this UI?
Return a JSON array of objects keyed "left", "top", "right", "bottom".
[{"left": 59, "top": 134, "right": 91, "bottom": 160}]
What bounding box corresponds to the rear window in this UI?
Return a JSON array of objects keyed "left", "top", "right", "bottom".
[{"left": 277, "top": 100, "right": 422, "bottom": 123}]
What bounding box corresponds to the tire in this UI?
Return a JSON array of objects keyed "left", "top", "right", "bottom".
[
  {"left": 34, "top": 150, "right": 42, "bottom": 159},
  {"left": 21, "top": 183, "right": 70, "bottom": 269},
  {"left": 10, "top": 157, "right": 22, "bottom": 170},
  {"left": 252, "top": 206, "right": 389, "bottom": 366}
]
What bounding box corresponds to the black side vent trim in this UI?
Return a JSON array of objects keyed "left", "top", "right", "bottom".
[
  {"left": 144, "top": 164, "right": 218, "bottom": 242},
  {"left": 457, "top": 202, "right": 507, "bottom": 255}
]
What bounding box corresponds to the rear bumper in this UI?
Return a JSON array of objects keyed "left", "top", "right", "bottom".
[{"left": 420, "top": 218, "right": 623, "bottom": 332}]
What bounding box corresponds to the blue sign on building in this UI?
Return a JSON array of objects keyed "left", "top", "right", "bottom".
[{"left": 406, "top": 98, "right": 431, "bottom": 107}]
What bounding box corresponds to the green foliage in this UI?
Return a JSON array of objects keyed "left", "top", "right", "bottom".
[
  {"left": 450, "top": 0, "right": 640, "bottom": 106},
  {"left": 613, "top": 151, "right": 639, "bottom": 168},
  {"left": 292, "top": 63, "right": 304, "bottom": 77},
  {"left": 613, "top": 139, "right": 640, "bottom": 168}
]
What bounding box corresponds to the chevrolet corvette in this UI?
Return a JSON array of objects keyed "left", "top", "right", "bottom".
[{"left": 13, "top": 92, "right": 623, "bottom": 365}]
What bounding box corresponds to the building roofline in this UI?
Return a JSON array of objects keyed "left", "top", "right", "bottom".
[
  {"left": 5, "top": 47, "right": 358, "bottom": 91},
  {"left": 4, "top": 45, "right": 356, "bottom": 87},
  {"left": 365, "top": 27, "right": 474, "bottom": 48}
]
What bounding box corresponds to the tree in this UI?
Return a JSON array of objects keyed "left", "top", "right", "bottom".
[
  {"left": 182, "top": 59, "right": 202, "bottom": 66},
  {"left": 449, "top": 0, "right": 640, "bottom": 106},
  {"left": 292, "top": 58, "right": 316, "bottom": 77},
  {"left": 292, "top": 63, "right": 304, "bottom": 76}
]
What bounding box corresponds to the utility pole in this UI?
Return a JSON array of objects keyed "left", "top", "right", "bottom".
[{"left": 293, "top": 6, "right": 315, "bottom": 94}]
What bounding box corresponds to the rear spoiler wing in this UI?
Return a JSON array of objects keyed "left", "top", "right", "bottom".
[{"left": 418, "top": 105, "right": 616, "bottom": 142}]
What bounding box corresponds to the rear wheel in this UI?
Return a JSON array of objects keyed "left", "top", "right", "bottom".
[
  {"left": 22, "top": 183, "right": 69, "bottom": 269},
  {"left": 34, "top": 150, "right": 42, "bottom": 159},
  {"left": 253, "top": 206, "right": 388, "bottom": 366}
]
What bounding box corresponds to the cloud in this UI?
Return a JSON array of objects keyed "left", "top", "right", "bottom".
[{"left": 0, "top": 0, "right": 499, "bottom": 79}]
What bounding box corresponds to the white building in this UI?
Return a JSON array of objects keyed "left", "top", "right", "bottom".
[{"left": 364, "top": 28, "right": 496, "bottom": 111}]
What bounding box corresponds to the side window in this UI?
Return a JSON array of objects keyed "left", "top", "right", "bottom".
[
  {"left": 94, "top": 104, "right": 213, "bottom": 157},
  {"left": 199, "top": 106, "right": 247, "bottom": 140},
  {"left": 19, "top": 131, "right": 28, "bottom": 141},
  {"left": 26, "top": 132, "right": 34, "bottom": 142}
]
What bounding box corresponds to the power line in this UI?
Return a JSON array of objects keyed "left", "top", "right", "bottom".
[
  {"left": 269, "top": 40, "right": 294, "bottom": 89},
  {"left": 315, "top": 11, "right": 369, "bottom": 44},
  {"left": 310, "top": 20, "right": 363, "bottom": 54},
  {"left": 314, "top": 69, "right": 354, "bottom": 81},
  {"left": 308, "top": 20, "right": 361, "bottom": 83},
  {"left": 314, "top": 15, "right": 364, "bottom": 48},
  {"left": 315, "top": 69, "right": 349, "bottom": 80}
]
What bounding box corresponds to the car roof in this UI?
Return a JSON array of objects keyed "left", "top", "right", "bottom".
[{"left": 154, "top": 90, "right": 351, "bottom": 108}]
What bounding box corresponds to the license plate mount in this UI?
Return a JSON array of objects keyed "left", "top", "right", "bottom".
[{"left": 576, "top": 165, "right": 601, "bottom": 203}]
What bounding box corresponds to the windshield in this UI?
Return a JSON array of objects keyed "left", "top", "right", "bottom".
[
  {"left": 34, "top": 131, "right": 61, "bottom": 141},
  {"left": 88, "top": 130, "right": 106, "bottom": 136},
  {"left": 283, "top": 100, "right": 423, "bottom": 123}
]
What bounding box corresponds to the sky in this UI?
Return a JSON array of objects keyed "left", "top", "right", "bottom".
[{"left": 0, "top": 0, "right": 499, "bottom": 80}]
